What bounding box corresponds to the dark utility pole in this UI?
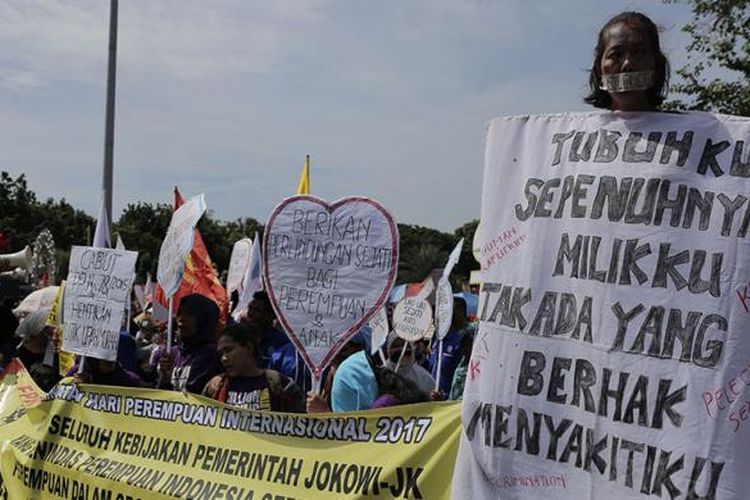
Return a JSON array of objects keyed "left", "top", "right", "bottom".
[{"left": 102, "top": 0, "right": 118, "bottom": 220}]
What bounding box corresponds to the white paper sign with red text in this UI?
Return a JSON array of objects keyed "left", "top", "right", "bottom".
[{"left": 263, "top": 195, "right": 398, "bottom": 377}]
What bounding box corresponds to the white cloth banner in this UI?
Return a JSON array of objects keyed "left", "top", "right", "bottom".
[
  {"left": 263, "top": 195, "right": 399, "bottom": 378},
  {"left": 453, "top": 111, "right": 750, "bottom": 499},
  {"left": 62, "top": 246, "right": 138, "bottom": 360}
]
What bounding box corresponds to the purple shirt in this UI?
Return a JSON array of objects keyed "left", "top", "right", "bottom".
[{"left": 169, "top": 343, "right": 222, "bottom": 394}]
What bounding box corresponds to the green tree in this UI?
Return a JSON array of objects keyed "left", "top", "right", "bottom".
[
  {"left": 114, "top": 202, "right": 173, "bottom": 279},
  {"left": 0, "top": 171, "right": 94, "bottom": 279},
  {"left": 194, "top": 212, "right": 264, "bottom": 277},
  {"left": 396, "top": 224, "right": 454, "bottom": 283},
  {"left": 113, "top": 203, "right": 264, "bottom": 282},
  {"left": 666, "top": 0, "right": 750, "bottom": 115}
]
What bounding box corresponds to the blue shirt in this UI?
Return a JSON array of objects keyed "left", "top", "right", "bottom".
[
  {"left": 429, "top": 330, "right": 464, "bottom": 395},
  {"left": 269, "top": 342, "right": 312, "bottom": 392},
  {"left": 331, "top": 351, "right": 378, "bottom": 412}
]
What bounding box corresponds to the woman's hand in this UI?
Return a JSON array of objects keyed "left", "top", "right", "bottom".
[
  {"left": 306, "top": 392, "right": 330, "bottom": 413},
  {"left": 158, "top": 352, "right": 175, "bottom": 382}
]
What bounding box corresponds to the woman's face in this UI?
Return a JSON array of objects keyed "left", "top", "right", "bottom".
[
  {"left": 218, "top": 335, "right": 255, "bottom": 377},
  {"left": 176, "top": 310, "right": 198, "bottom": 340},
  {"left": 600, "top": 22, "right": 656, "bottom": 110}
]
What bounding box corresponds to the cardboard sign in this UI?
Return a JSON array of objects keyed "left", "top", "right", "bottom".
[
  {"left": 454, "top": 111, "right": 750, "bottom": 500},
  {"left": 157, "top": 193, "right": 206, "bottom": 298},
  {"left": 226, "top": 238, "right": 253, "bottom": 295},
  {"left": 263, "top": 195, "right": 398, "bottom": 378},
  {"left": 62, "top": 246, "right": 137, "bottom": 360},
  {"left": 393, "top": 297, "right": 432, "bottom": 342}
]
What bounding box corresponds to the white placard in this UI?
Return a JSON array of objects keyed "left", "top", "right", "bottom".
[
  {"left": 393, "top": 297, "right": 432, "bottom": 342},
  {"left": 263, "top": 195, "right": 399, "bottom": 378},
  {"left": 453, "top": 111, "right": 750, "bottom": 500},
  {"left": 434, "top": 238, "right": 463, "bottom": 341},
  {"left": 434, "top": 276, "right": 454, "bottom": 340},
  {"left": 232, "top": 234, "right": 264, "bottom": 321},
  {"left": 62, "top": 246, "right": 138, "bottom": 360},
  {"left": 369, "top": 305, "right": 389, "bottom": 355},
  {"left": 157, "top": 194, "right": 206, "bottom": 298},
  {"left": 226, "top": 238, "right": 252, "bottom": 295}
]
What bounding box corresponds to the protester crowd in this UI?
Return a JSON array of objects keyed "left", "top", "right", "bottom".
[{"left": 0, "top": 286, "right": 476, "bottom": 414}]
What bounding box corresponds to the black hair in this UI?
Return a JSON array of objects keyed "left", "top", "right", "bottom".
[
  {"left": 177, "top": 293, "right": 220, "bottom": 340},
  {"left": 252, "top": 290, "right": 271, "bottom": 307},
  {"left": 219, "top": 323, "right": 262, "bottom": 363},
  {"left": 584, "top": 11, "right": 669, "bottom": 109},
  {"left": 374, "top": 367, "right": 429, "bottom": 405}
]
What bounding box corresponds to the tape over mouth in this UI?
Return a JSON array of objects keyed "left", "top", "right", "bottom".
[{"left": 600, "top": 71, "right": 654, "bottom": 93}]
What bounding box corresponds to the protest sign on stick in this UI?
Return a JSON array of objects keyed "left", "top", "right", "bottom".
[
  {"left": 232, "top": 234, "right": 263, "bottom": 321},
  {"left": 369, "top": 305, "right": 389, "bottom": 364},
  {"left": 62, "top": 246, "right": 137, "bottom": 360},
  {"left": 434, "top": 238, "right": 464, "bottom": 389},
  {"left": 454, "top": 111, "right": 750, "bottom": 499},
  {"left": 226, "top": 238, "right": 252, "bottom": 296},
  {"left": 393, "top": 297, "right": 433, "bottom": 343},
  {"left": 263, "top": 195, "right": 398, "bottom": 389},
  {"left": 157, "top": 193, "right": 207, "bottom": 352},
  {"left": 393, "top": 297, "right": 432, "bottom": 370}
]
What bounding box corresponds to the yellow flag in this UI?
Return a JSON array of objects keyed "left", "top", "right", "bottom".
[
  {"left": 46, "top": 281, "right": 75, "bottom": 376},
  {"left": 296, "top": 155, "right": 310, "bottom": 194}
]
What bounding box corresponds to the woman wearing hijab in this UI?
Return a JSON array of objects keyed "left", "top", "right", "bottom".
[
  {"left": 10, "top": 308, "right": 60, "bottom": 391},
  {"left": 157, "top": 293, "right": 222, "bottom": 394}
]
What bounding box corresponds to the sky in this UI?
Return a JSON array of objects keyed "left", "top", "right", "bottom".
[{"left": 0, "top": 0, "right": 695, "bottom": 232}]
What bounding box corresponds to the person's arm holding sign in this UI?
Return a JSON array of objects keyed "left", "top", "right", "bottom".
[{"left": 157, "top": 351, "right": 175, "bottom": 389}]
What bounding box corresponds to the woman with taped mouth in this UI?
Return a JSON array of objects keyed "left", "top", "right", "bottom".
[
  {"left": 156, "top": 293, "right": 223, "bottom": 394},
  {"left": 584, "top": 11, "right": 669, "bottom": 112},
  {"left": 203, "top": 323, "right": 304, "bottom": 412}
]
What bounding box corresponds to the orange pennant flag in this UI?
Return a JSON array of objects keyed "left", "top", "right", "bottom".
[{"left": 153, "top": 187, "right": 228, "bottom": 330}]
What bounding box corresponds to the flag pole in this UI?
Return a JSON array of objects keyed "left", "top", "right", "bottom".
[
  {"left": 434, "top": 339, "right": 444, "bottom": 391},
  {"left": 166, "top": 296, "right": 174, "bottom": 354},
  {"left": 102, "top": 0, "right": 118, "bottom": 220}
]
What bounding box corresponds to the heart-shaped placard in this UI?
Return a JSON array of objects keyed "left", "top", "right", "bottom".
[{"left": 263, "top": 195, "right": 399, "bottom": 378}]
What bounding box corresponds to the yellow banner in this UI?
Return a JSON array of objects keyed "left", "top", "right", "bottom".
[{"left": 0, "top": 363, "right": 460, "bottom": 499}]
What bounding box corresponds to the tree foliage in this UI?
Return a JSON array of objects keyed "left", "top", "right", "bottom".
[
  {"left": 0, "top": 172, "right": 94, "bottom": 278},
  {"left": 396, "top": 222, "right": 478, "bottom": 288},
  {"left": 114, "top": 203, "right": 265, "bottom": 281},
  {"left": 2, "top": 171, "right": 481, "bottom": 287},
  {"left": 666, "top": 0, "right": 750, "bottom": 115}
]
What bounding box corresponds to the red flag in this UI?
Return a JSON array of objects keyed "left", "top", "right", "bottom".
[
  {"left": 154, "top": 188, "right": 228, "bottom": 329},
  {"left": 0, "top": 231, "right": 7, "bottom": 253}
]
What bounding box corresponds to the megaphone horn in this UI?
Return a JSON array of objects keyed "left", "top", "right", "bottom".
[{"left": 0, "top": 246, "right": 33, "bottom": 272}]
